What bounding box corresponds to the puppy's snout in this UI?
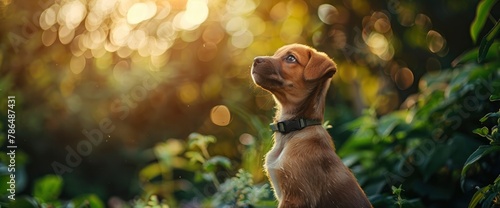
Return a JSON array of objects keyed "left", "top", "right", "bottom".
[
  {"left": 253, "top": 57, "right": 266, "bottom": 66},
  {"left": 254, "top": 57, "right": 264, "bottom": 63}
]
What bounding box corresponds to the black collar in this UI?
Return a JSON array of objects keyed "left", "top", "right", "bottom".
[{"left": 270, "top": 118, "right": 322, "bottom": 134}]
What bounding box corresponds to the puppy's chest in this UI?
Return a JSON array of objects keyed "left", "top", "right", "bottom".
[
  {"left": 265, "top": 136, "right": 289, "bottom": 169},
  {"left": 265, "top": 145, "right": 284, "bottom": 170}
]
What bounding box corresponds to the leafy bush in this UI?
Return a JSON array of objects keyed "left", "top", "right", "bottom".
[
  {"left": 212, "top": 169, "right": 270, "bottom": 208},
  {"left": 3, "top": 174, "right": 104, "bottom": 207},
  {"left": 136, "top": 133, "right": 273, "bottom": 207},
  {"left": 339, "top": 1, "right": 500, "bottom": 207},
  {"left": 465, "top": 108, "right": 500, "bottom": 208}
]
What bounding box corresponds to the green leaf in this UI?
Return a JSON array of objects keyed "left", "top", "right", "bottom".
[
  {"left": 470, "top": 0, "right": 498, "bottom": 43},
  {"left": 480, "top": 112, "right": 500, "bottom": 122},
  {"left": 8, "top": 197, "right": 39, "bottom": 208},
  {"left": 422, "top": 144, "right": 453, "bottom": 181},
  {"left": 482, "top": 191, "right": 497, "bottom": 208},
  {"left": 473, "top": 127, "right": 490, "bottom": 137},
  {"left": 188, "top": 133, "right": 216, "bottom": 150},
  {"left": 203, "top": 156, "right": 231, "bottom": 172},
  {"left": 453, "top": 41, "right": 500, "bottom": 66},
  {"left": 391, "top": 185, "right": 403, "bottom": 195},
  {"left": 185, "top": 151, "right": 205, "bottom": 164},
  {"left": 139, "top": 163, "right": 166, "bottom": 181},
  {"left": 490, "top": 94, "right": 500, "bottom": 101},
  {"left": 461, "top": 145, "right": 500, "bottom": 190},
  {"left": 468, "top": 185, "right": 490, "bottom": 208},
  {"left": 72, "top": 194, "right": 105, "bottom": 208},
  {"left": 478, "top": 21, "right": 500, "bottom": 63},
  {"left": 376, "top": 113, "right": 404, "bottom": 138},
  {"left": 33, "top": 175, "right": 63, "bottom": 203}
]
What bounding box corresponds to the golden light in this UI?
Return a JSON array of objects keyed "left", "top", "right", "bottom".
[
  {"left": 58, "top": 0, "right": 86, "bottom": 30},
  {"left": 58, "top": 25, "right": 75, "bottom": 44},
  {"left": 317, "top": 4, "right": 338, "bottom": 25},
  {"left": 41, "top": 27, "right": 57, "bottom": 46},
  {"left": 427, "top": 30, "right": 446, "bottom": 53},
  {"left": 60, "top": 76, "right": 75, "bottom": 97},
  {"left": 202, "top": 24, "right": 225, "bottom": 43},
  {"left": 112, "top": 60, "right": 130, "bottom": 82},
  {"left": 366, "top": 33, "right": 388, "bottom": 56},
  {"left": 231, "top": 30, "right": 253, "bottom": 49},
  {"left": 178, "top": 82, "right": 200, "bottom": 104},
  {"left": 338, "top": 63, "right": 358, "bottom": 82},
  {"left": 110, "top": 23, "right": 131, "bottom": 47},
  {"left": 239, "top": 133, "right": 255, "bottom": 145},
  {"left": 127, "top": 2, "right": 157, "bottom": 25},
  {"left": 70, "top": 55, "right": 86, "bottom": 74},
  {"left": 174, "top": 0, "right": 209, "bottom": 31},
  {"left": 127, "top": 29, "right": 147, "bottom": 50},
  {"left": 210, "top": 105, "right": 231, "bottom": 127},
  {"left": 280, "top": 18, "right": 302, "bottom": 43},
  {"left": 270, "top": 2, "right": 287, "bottom": 21},
  {"left": 225, "top": 16, "right": 248, "bottom": 36},
  {"left": 39, "top": 6, "right": 57, "bottom": 30},
  {"left": 374, "top": 18, "right": 391, "bottom": 34}
]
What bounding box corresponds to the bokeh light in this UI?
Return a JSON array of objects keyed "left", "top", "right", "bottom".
[
  {"left": 210, "top": 105, "right": 231, "bottom": 126},
  {"left": 395, "top": 67, "right": 414, "bottom": 90},
  {"left": 427, "top": 30, "right": 446, "bottom": 53}
]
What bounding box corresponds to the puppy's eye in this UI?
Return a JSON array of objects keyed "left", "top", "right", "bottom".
[{"left": 285, "top": 55, "right": 297, "bottom": 63}]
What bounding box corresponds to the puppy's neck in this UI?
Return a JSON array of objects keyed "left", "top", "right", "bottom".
[{"left": 274, "top": 78, "right": 331, "bottom": 123}]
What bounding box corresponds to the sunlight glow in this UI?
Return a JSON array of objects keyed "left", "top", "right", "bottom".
[
  {"left": 210, "top": 105, "right": 231, "bottom": 126},
  {"left": 127, "top": 2, "right": 157, "bottom": 25},
  {"left": 174, "top": 0, "right": 209, "bottom": 30},
  {"left": 58, "top": 0, "right": 87, "bottom": 30},
  {"left": 70, "top": 55, "right": 86, "bottom": 74},
  {"left": 178, "top": 82, "right": 200, "bottom": 104},
  {"left": 366, "top": 33, "right": 388, "bottom": 56}
]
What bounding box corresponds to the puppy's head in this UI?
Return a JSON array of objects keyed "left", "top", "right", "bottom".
[{"left": 251, "top": 44, "right": 336, "bottom": 106}]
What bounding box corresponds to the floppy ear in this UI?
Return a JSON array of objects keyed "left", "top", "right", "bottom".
[{"left": 303, "top": 50, "right": 337, "bottom": 81}]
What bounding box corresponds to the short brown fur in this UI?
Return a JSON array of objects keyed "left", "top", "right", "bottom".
[{"left": 251, "top": 44, "right": 372, "bottom": 208}]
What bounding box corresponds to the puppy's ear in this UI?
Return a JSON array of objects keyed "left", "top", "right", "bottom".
[{"left": 304, "top": 50, "right": 337, "bottom": 81}]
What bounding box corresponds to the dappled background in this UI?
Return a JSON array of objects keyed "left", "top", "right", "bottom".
[{"left": 1, "top": 0, "right": 500, "bottom": 207}]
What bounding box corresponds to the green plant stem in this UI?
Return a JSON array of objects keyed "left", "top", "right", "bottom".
[
  {"left": 211, "top": 172, "right": 221, "bottom": 190},
  {"left": 201, "top": 145, "right": 211, "bottom": 159},
  {"left": 200, "top": 145, "right": 221, "bottom": 190}
]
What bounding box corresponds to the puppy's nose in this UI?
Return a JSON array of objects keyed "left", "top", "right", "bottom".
[
  {"left": 253, "top": 57, "right": 265, "bottom": 67},
  {"left": 254, "top": 57, "right": 264, "bottom": 63}
]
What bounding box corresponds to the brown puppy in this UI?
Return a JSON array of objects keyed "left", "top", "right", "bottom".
[{"left": 251, "top": 44, "right": 371, "bottom": 208}]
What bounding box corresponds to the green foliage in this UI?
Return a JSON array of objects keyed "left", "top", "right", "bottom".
[
  {"left": 478, "top": 21, "right": 500, "bottom": 63},
  {"left": 467, "top": 175, "right": 500, "bottom": 208},
  {"left": 212, "top": 169, "right": 270, "bottom": 208},
  {"left": 340, "top": 1, "right": 500, "bottom": 206},
  {"left": 71, "top": 194, "right": 106, "bottom": 208},
  {"left": 469, "top": 0, "right": 499, "bottom": 62},
  {"left": 33, "top": 175, "right": 63, "bottom": 204},
  {"left": 133, "top": 195, "right": 170, "bottom": 208},
  {"left": 136, "top": 133, "right": 271, "bottom": 207},
  {"left": 470, "top": 0, "right": 498, "bottom": 43},
  {"left": 463, "top": 109, "right": 500, "bottom": 208},
  {"left": 391, "top": 185, "right": 424, "bottom": 208},
  {"left": 1, "top": 174, "right": 105, "bottom": 208}
]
